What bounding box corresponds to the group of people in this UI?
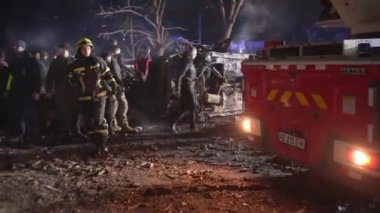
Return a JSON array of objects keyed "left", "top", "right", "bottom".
[
  {"left": 0, "top": 38, "right": 148, "bottom": 153},
  {"left": 0, "top": 37, "right": 200, "bottom": 153}
]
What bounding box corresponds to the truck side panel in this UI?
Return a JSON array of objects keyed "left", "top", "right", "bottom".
[{"left": 242, "top": 61, "right": 380, "bottom": 170}]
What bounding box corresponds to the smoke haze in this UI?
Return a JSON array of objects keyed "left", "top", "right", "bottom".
[{"left": 235, "top": 0, "right": 322, "bottom": 42}]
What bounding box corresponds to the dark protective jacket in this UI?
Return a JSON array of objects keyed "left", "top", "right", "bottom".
[
  {"left": 46, "top": 56, "right": 71, "bottom": 93},
  {"left": 108, "top": 57, "right": 124, "bottom": 87},
  {"left": 8, "top": 51, "right": 42, "bottom": 97},
  {"left": 68, "top": 54, "right": 116, "bottom": 101},
  {"left": 115, "top": 53, "right": 127, "bottom": 70}
]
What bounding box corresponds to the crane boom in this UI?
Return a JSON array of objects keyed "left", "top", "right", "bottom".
[{"left": 328, "top": 0, "right": 380, "bottom": 36}]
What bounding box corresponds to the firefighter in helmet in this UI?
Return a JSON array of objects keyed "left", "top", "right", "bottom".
[{"left": 68, "top": 37, "right": 117, "bottom": 153}]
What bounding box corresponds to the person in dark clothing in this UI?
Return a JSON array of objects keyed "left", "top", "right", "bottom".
[
  {"left": 68, "top": 37, "right": 117, "bottom": 154},
  {"left": 39, "top": 51, "right": 50, "bottom": 93},
  {"left": 103, "top": 39, "right": 128, "bottom": 71},
  {"left": 114, "top": 46, "right": 128, "bottom": 71},
  {"left": 171, "top": 47, "right": 198, "bottom": 132},
  {"left": 8, "top": 40, "right": 42, "bottom": 141},
  {"left": 46, "top": 43, "right": 74, "bottom": 138},
  {"left": 32, "top": 50, "right": 51, "bottom": 136},
  {"left": 134, "top": 46, "right": 153, "bottom": 115},
  {"left": 0, "top": 51, "right": 10, "bottom": 133},
  {"left": 0, "top": 51, "right": 9, "bottom": 91},
  {"left": 0, "top": 51, "right": 9, "bottom": 94},
  {"left": 135, "top": 47, "right": 152, "bottom": 82}
]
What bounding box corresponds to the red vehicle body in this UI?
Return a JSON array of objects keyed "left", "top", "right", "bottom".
[{"left": 240, "top": 40, "right": 380, "bottom": 191}]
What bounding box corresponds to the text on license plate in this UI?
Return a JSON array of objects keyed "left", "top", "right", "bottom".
[{"left": 277, "top": 132, "right": 306, "bottom": 149}]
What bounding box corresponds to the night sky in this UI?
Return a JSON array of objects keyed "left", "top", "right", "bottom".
[
  {"left": 0, "top": 0, "right": 338, "bottom": 53},
  {"left": 0, "top": 0, "right": 101, "bottom": 51}
]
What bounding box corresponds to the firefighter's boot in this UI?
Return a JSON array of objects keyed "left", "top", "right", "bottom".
[
  {"left": 94, "top": 122, "right": 109, "bottom": 155},
  {"left": 121, "top": 120, "right": 141, "bottom": 134},
  {"left": 95, "top": 136, "right": 109, "bottom": 155},
  {"left": 109, "top": 119, "right": 122, "bottom": 136}
]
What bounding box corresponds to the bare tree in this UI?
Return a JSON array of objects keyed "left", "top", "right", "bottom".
[
  {"left": 97, "top": 0, "right": 186, "bottom": 57},
  {"left": 208, "top": 0, "right": 246, "bottom": 41}
]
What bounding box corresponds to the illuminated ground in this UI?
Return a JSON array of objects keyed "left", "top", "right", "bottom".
[{"left": 0, "top": 118, "right": 379, "bottom": 212}]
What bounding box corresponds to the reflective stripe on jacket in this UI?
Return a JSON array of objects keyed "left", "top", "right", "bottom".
[{"left": 68, "top": 55, "right": 116, "bottom": 101}]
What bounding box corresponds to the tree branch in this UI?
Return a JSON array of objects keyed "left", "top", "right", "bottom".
[
  {"left": 229, "top": 0, "right": 237, "bottom": 21},
  {"left": 98, "top": 30, "right": 128, "bottom": 38},
  {"left": 133, "top": 37, "right": 152, "bottom": 48},
  {"left": 165, "top": 27, "right": 188, "bottom": 31},
  {"left": 98, "top": 29, "right": 154, "bottom": 40},
  {"left": 230, "top": 0, "right": 245, "bottom": 24},
  {"left": 217, "top": 0, "right": 227, "bottom": 25},
  {"left": 97, "top": 7, "right": 157, "bottom": 30},
  {"left": 159, "top": 0, "right": 166, "bottom": 24},
  {"left": 98, "top": 0, "right": 178, "bottom": 57}
]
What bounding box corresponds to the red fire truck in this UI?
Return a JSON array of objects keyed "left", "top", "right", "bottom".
[{"left": 239, "top": 0, "right": 380, "bottom": 191}]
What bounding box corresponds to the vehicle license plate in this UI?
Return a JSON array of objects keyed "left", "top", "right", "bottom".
[{"left": 278, "top": 131, "right": 306, "bottom": 149}]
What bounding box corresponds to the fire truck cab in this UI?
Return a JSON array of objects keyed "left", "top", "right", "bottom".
[{"left": 240, "top": 39, "right": 380, "bottom": 189}]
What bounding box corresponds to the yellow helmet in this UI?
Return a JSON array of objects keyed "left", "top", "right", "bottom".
[{"left": 76, "top": 37, "right": 94, "bottom": 50}]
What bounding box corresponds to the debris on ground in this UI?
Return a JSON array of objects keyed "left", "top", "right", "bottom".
[{"left": 0, "top": 118, "right": 378, "bottom": 212}]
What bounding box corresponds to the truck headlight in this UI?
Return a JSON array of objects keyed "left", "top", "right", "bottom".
[
  {"left": 346, "top": 147, "right": 379, "bottom": 170},
  {"left": 242, "top": 118, "right": 252, "bottom": 133},
  {"left": 239, "top": 117, "right": 261, "bottom": 136},
  {"left": 350, "top": 150, "right": 371, "bottom": 166}
]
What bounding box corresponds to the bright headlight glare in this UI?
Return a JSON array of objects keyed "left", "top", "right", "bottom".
[
  {"left": 242, "top": 118, "right": 251, "bottom": 133},
  {"left": 351, "top": 150, "right": 371, "bottom": 166}
]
